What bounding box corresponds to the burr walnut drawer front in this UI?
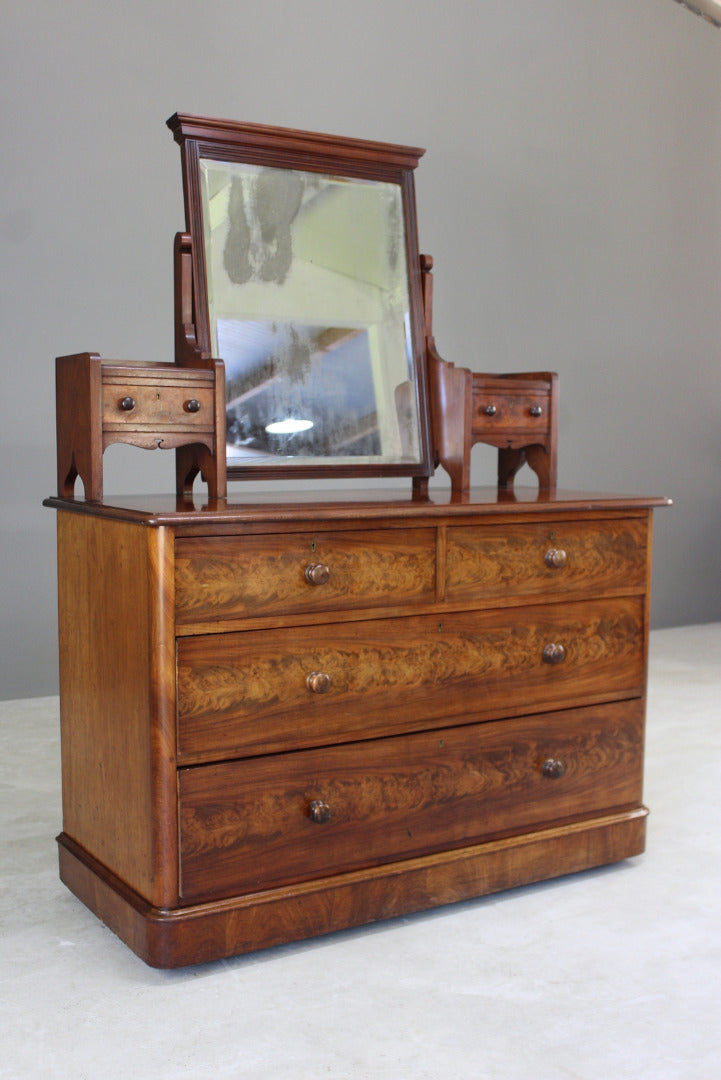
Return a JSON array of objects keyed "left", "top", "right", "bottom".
[
  {"left": 178, "top": 698, "right": 645, "bottom": 902},
  {"left": 444, "top": 518, "right": 648, "bottom": 605},
  {"left": 176, "top": 596, "right": 645, "bottom": 762},
  {"left": 174, "top": 529, "right": 436, "bottom": 625}
]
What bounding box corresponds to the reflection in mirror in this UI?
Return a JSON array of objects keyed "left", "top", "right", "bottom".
[{"left": 200, "top": 160, "right": 422, "bottom": 467}]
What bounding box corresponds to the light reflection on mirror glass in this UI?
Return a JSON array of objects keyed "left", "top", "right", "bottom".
[{"left": 200, "top": 160, "right": 422, "bottom": 466}]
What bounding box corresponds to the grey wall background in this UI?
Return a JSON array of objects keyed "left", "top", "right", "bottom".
[{"left": 1, "top": 0, "right": 719, "bottom": 700}]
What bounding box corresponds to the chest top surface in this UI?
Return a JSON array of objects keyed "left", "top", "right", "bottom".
[{"left": 44, "top": 486, "right": 670, "bottom": 531}]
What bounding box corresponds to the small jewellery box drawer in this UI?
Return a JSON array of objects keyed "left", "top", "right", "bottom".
[
  {"left": 176, "top": 597, "right": 645, "bottom": 761},
  {"left": 445, "top": 518, "right": 647, "bottom": 605},
  {"left": 102, "top": 375, "right": 214, "bottom": 435},
  {"left": 178, "top": 698, "right": 645, "bottom": 901},
  {"left": 175, "top": 528, "right": 436, "bottom": 625},
  {"left": 471, "top": 388, "right": 551, "bottom": 437}
]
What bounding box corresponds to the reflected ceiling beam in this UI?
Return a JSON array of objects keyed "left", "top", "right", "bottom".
[
  {"left": 227, "top": 372, "right": 280, "bottom": 409},
  {"left": 225, "top": 326, "right": 364, "bottom": 411}
]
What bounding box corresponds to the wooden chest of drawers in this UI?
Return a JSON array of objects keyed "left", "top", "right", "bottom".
[{"left": 47, "top": 487, "right": 666, "bottom": 967}]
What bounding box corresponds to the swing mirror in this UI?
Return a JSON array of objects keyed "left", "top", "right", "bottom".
[{"left": 168, "top": 114, "right": 432, "bottom": 481}]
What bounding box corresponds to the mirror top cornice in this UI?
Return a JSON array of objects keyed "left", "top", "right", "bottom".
[{"left": 166, "top": 113, "right": 426, "bottom": 175}]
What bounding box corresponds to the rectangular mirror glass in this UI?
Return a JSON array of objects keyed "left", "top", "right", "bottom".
[{"left": 201, "top": 160, "right": 420, "bottom": 468}]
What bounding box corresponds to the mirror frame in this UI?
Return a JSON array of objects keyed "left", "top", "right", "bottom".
[{"left": 167, "top": 112, "right": 433, "bottom": 482}]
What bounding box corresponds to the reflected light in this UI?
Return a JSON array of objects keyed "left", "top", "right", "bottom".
[{"left": 265, "top": 418, "right": 314, "bottom": 435}]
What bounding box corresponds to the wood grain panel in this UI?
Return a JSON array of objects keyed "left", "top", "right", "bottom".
[
  {"left": 445, "top": 517, "right": 647, "bottom": 604},
  {"left": 56, "top": 512, "right": 178, "bottom": 905},
  {"left": 175, "top": 528, "right": 436, "bottom": 623},
  {"left": 48, "top": 489, "right": 664, "bottom": 966},
  {"left": 178, "top": 699, "right": 644, "bottom": 902},
  {"left": 177, "top": 597, "right": 645, "bottom": 761}
]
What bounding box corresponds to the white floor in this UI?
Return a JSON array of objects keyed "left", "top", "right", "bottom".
[{"left": 1, "top": 624, "right": 720, "bottom": 1080}]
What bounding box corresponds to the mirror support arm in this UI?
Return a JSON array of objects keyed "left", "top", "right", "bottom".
[
  {"left": 173, "top": 232, "right": 227, "bottom": 499},
  {"left": 421, "top": 254, "right": 558, "bottom": 497}
]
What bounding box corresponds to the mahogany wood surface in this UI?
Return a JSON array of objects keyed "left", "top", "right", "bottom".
[
  {"left": 444, "top": 517, "right": 648, "bottom": 603},
  {"left": 55, "top": 353, "right": 103, "bottom": 499},
  {"left": 172, "top": 231, "right": 227, "bottom": 498},
  {"left": 167, "top": 113, "right": 426, "bottom": 175},
  {"left": 101, "top": 373, "right": 215, "bottom": 445},
  {"left": 43, "top": 487, "right": 670, "bottom": 525},
  {"left": 56, "top": 511, "right": 178, "bottom": 908},
  {"left": 48, "top": 490, "right": 665, "bottom": 965},
  {"left": 55, "top": 354, "right": 225, "bottom": 500},
  {"left": 175, "top": 527, "right": 436, "bottom": 624},
  {"left": 173, "top": 515, "right": 648, "bottom": 634},
  {"left": 177, "top": 598, "right": 644, "bottom": 762},
  {"left": 178, "top": 699, "right": 644, "bottom": 902},
  {"left": 58, "top": 809, "right": 647, "bottom": 968}
]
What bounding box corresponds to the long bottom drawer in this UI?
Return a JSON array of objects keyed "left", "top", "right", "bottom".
[{"left": 178, "top": 699, "right": 644, "bottom": 903}]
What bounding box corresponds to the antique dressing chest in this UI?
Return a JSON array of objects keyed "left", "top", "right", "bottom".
[{"left": 46, "top": 116, "right": 668, "bottom": 966}]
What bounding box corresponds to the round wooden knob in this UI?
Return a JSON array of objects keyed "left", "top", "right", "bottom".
[
  {"left": 306, "top": 671, "right": 331, "bottom": 694},
  {"left": 308, "top": 799, "right": 332, "bottom": 824},
  {"left": 545, "top": 548, "right": 567, "bottom": 569},
  {"left": 529, "top": 404, "right": 543, "bottom": 417},
  {"left": 542, "top": 758, "right": 566, "bottom": 779},
  {"left": 305, "top": 563, "right": 330, "bottom": 586},
  {"left": 184, "top": 398, "right": 201, "bottom": 413},
  {"left": 119, "top": 396, "right": 136, "bottom": 411},
  {"left": 542, "top": 642, "right": 566, "bottom": 665}
]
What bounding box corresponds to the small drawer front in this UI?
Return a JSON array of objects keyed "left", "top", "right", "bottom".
[
  {"left": 102, "top": 383, "right": 215, "bottom": 431},
  {"left": 175, "top": 529, "right": 436, "bottom": 625},
  {"left": 445, "top": 518, "right": 647, "bottom": 605},
  {"left": 176, "top": 597, "right": 645, "bottom": 761},
  {"left": 178, "top": 698, "right": 645, "bottom": 901},
  {"left": 471, "top": 390, "right": 550, "bottom": 436}
]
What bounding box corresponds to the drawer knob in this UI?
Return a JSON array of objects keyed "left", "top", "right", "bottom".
[
  {"left": 542, "top": 758, "right": 566, "bottom": 780},
  {"left": 305, "top": 563, "right": 330, "bottom": 586},
  {"left": 306, "top": 671, "right": 331, "bottom": 694},
  {"left": 308, "top": 799, "right": 332, "bottom": 824},
  {"left": 484, "top": 404, "right": 497, "bottom": 416},
  {"left": 119, "top": 396, "right": 136, "bottom": 412},
  {"left": 529, "top": 404, "right": 543, "bottom": 417},
  {"left": 542, "top": 642, "right": 566, "bottom": 665},
  {"left": 184, "top": 398, "right": 202, "bottom": 413},
  {"left": 544, "top": 548, "right": 567, "bottom": 569}
]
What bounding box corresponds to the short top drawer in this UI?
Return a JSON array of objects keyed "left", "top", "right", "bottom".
[
  {"left": 444, "top": 518, "right": 647, "bottom": 604},
  {"left": 175, "top": 528, "right": 436, "bottom": 625}
]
